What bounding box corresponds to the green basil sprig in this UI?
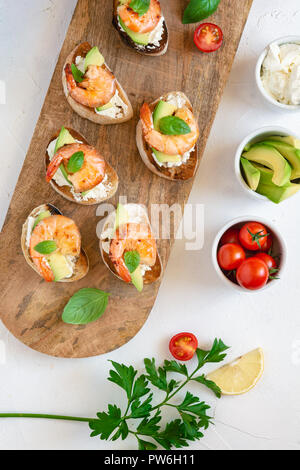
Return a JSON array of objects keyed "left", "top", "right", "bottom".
[
  {"left": 34, "top": 241, "right": 57, "bottom": 255},
  {"left": 67, "top": 151, "right": 84, "bottom": 173},
  {"left": 62, "top": 288, "right": 110, "bottom": 325},
  {"left": 159, "top": 116, "right": 191, "bottom": 136},
  {"left": 124, "top": 251, "right": 141, "bottom": 273},
  {"left": 71, "top": 63, "right": 84, "bottom": 83},
  {"left": 130, "top": 0, "right": 150, "bottom": 16},
  {"left": 183, "top": 0, "right": 221, "bottom": 24}
]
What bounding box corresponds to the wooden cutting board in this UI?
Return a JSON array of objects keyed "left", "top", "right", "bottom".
[{"left": 0, "top": 0, "right": 253, "bottom": 358}]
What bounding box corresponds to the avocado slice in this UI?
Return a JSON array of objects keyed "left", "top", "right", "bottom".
[
  {"left": 253, "top": 164, "right": 300, "bottom": 203},
  {"left": 262, "top": 140, "right": 300, "bottom": 180},
  {"left": 265, "top": 135, "right": 300, "bottom": 150},
  {"left": 33, "top": 210, "right": 51, "bottom": 230},
  {"left": 47, "top": 253, "right": 73, "bottom": 282},
  {"left": 131, "top": 266, "right": 144, "bottom": 292},
  {"left": 114, "top": 203, "right": 129, "bottom": 231},
  {"left": 53, "top": 127, "right": 76, "bottom": 185},
  {"left": 240, "top": 157, "right": 260, "bottom": 190},
  {"left": 54, "top": 127, "right": 76, "bottom": 153},
  {"left": 243, "top": 143, "right": 292, "bottom": 187},
  {"left": 96, "top": 102, "right": 114, "bottom": 112},
  {"left": 153, "top": 101, "right": 177, "bottom": 131},
  {"left": 84, "top": 46, "right": 105, "bottom": 72},
  {"left": 152, "top": 148, "right": 181, "bottom": 164},
  {"left": 118, "top": 16, "right": 150, "bottom": 45}
]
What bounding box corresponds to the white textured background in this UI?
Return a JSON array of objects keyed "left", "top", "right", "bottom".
[{"left": 1, "top": 0, "right": 300, "bottom": 450}]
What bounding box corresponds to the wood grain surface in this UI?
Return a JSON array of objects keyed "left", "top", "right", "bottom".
[{"left": 0, "top": 0, "right": 253, "bottom": 358}]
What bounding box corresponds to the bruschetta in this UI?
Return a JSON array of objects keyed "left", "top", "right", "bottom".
[
  {"left": 113, "top": 0, "right": 168, "bottom": 56},
  {"left": 100, "top": 203, "right": 162, "bottom": 291},
  {"left": 62, "top": 42, "right": 133, "bottom": 124},
  {"left": 21, "top": 204, "right": 89, "bottom": 283},
  {"left": 45, "top": 126, "right": 119, "bottom": 205},
  {"left": 136, "top": 91, "right": 199, "bottom": 181}
]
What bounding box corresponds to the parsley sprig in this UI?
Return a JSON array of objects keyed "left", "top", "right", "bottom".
[{"left": 0, "top": 339, "right": 229, "bottom": 450}]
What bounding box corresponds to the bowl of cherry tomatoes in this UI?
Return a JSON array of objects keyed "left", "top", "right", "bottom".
[{"left": 212, "top": 216, "right": 287, "bottom": 292}]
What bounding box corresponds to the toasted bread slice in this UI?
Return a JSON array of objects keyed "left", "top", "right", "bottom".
[
  {"left": 21, "top": 204, "right": 89, "bottom": 283},
  {"left": 62, "top": 42, "right": 133, "bottom": 124},
  {"left": 100, "top": 204, "right": 163, "bottom": 286},
  {"left": 136, "top": 92, "right": 199, "bottom": 181},
  {"left": 45, "top": 128, "right": 119, "bottom": 205},
  {"left": 112, "top": 0, "right": 168, "bottom": 57}
]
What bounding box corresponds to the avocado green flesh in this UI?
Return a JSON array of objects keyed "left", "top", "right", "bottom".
[
  {"left": 255, "top": 167, "right": 300, "bottom": 203},
  {"left": 151, "top": 101, "right": 181, "bottom": 163},
  {"left": 265, "top": 135, "right": 300, "bottom": 149},
  {"left": 96, "top": 102, "right": 114, "bottom": 112},
  {"left": 240, "top": 157, "right": 260, "bottom": 190},
  {"left": 152, "top": 148, "right": 181, "bottom": 163},
  {"left": 84, "top": 47, "right": 104, "bottom": 72},
  {"left": 47, "top": 253, "right": 72, "bottom": 282},
  {"left": 131, "top": 266, "right": 144, "bottom": 292},
  {"left": 243, "top": 144, "right": 292, "bottom": 187},
  {"left": 118, "top": 16, "right": 150, "bottom": 45},
  {"left": 263, "top": 140, "right": 300, "bottom": 180},
  {"left": 54, "top": 127, "right": 76, "bottom": 185},
  {"left": 153, "top": 101, "right": 176, "bottom": 131},
  {"left": 33, "top": 211, "right": 51, "bottom": 230},
  {"left": 114, "top": 204, "right": 129, "bottom": 231}
]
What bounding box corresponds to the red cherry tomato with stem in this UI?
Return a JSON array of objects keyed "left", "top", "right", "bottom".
[
  {"left": 220, "top": 228, "right": 240, "bottom": 246},
  {"left": 169, "top": 333, "right": 198, "bottom": 361},
  {"left": 254, "top": 253, "right": 277, "bottom": 271},
  {"left": 236, "top": 258, "right": 269, "bottom": 290},
  {"left": 194, "top": 23, "right": 223, "bottom": 53},
  {"left": 261, "top": 234, "right": 273, "bottom": 253},
  {"left": 217, "top": 243, "right": 246, "bottom": 271},
  {"left": 239, "top": 222, "right": 269, "bottom": 251}
]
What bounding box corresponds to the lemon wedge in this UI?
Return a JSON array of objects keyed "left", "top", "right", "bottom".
[{"left": 206, "top": 348, "right": 264, "bottom": 396}]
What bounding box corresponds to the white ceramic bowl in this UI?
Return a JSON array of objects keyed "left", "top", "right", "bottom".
[
  {"left": 234, "top": 126, "right": 300, "bottom": 202},
  {"left": 255, "top": 36, "right": 300, "bottom": 111},
  {"left": 212, "top": 216, "right": 287, "bottom": 293}
]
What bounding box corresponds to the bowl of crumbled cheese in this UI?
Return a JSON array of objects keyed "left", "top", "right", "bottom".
[{"left": 256, "top": 36, "right": 300, "bottom": 110}]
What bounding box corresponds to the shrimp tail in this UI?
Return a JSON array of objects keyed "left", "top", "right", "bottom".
[
  {"left": 65, "top": 63, "right": 77, "bottom": 93},
  {"left": 115, "top": 259, "right": 132, "bottom": 283},
  {"left": 46, "top": 153, "right": 64, "bottom": 182},
  {"left": 35, "top": 256, "right": 55, "bottom": 282},
  {"left": 140, "top": 103, "right": 153, "bottom": 135}
]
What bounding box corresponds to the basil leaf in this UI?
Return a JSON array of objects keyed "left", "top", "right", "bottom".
[
  {"left": 62, "top": 288, "right": 110, "bottom": 325},
  {"left": 159, "top": 116, "right": 191, "bottom": 136},
  {"left": 67, "top": 151, "right": 84, "bottom": 173},
  {"left": 33, "top": 240, "right": 57, "bottom": 255},
  {"left": 130, "top": 0, "right": 150, "bottom": 16},
  {"left": 71, "top": 63, "right": 84, "bottom": 83},
  {"left": 183, "top": 0, "right": 221, "bottom": 24},
  {"left": 124, "top": 251, "right": 140, "bottom": 274}
]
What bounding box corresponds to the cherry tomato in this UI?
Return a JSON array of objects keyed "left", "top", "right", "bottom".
[
  {"left": 169, "top": 333, "right": 198, "bottom": 361},
  {"left": 239, "top": 222, "right": 269, "bottom": 251},
  {"left": 217, "top": 243, "right": 246, "bottom": 271},
  {"left": 220, "top": 228, "right": 240, "bottom": 246},
  {"left": 254, "top": 253, "right": 277, "bottom": 271},
  {"left": 194, "top": 23, "right": 223, "bottom": 53},
  {"left": 236, "top": 258, "right": 269, "bottom": 290},
  {"left": 261, "top": 234, "right": 273, "bottom": 252}
]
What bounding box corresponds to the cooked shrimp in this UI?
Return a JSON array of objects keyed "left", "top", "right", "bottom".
[
  {"left": 46, "top": 143, "right": 106, "bottom": 193},
  {"left": 65, "top": 63, "right": 116, "bottom": 108},
  {"left": 30, "top": 215, "right": 81, "bottom": 282},
  {"left": 140, "top": 103, "right": 199, "bottom": 156},
  {"left": 109, "top": 223, "right": 157, "bottom": 283},
  {"left": 118, "top": 0, "right": 161, "bottom": 33}
]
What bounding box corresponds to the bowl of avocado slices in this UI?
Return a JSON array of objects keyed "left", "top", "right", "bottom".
[{"left": 235, "top": 126, "right": 300, "bottom": 204}]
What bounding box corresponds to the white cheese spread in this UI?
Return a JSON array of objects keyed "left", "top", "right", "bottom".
[{"left": 261, "top": 43, "right": 300, "bottom": 105}]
